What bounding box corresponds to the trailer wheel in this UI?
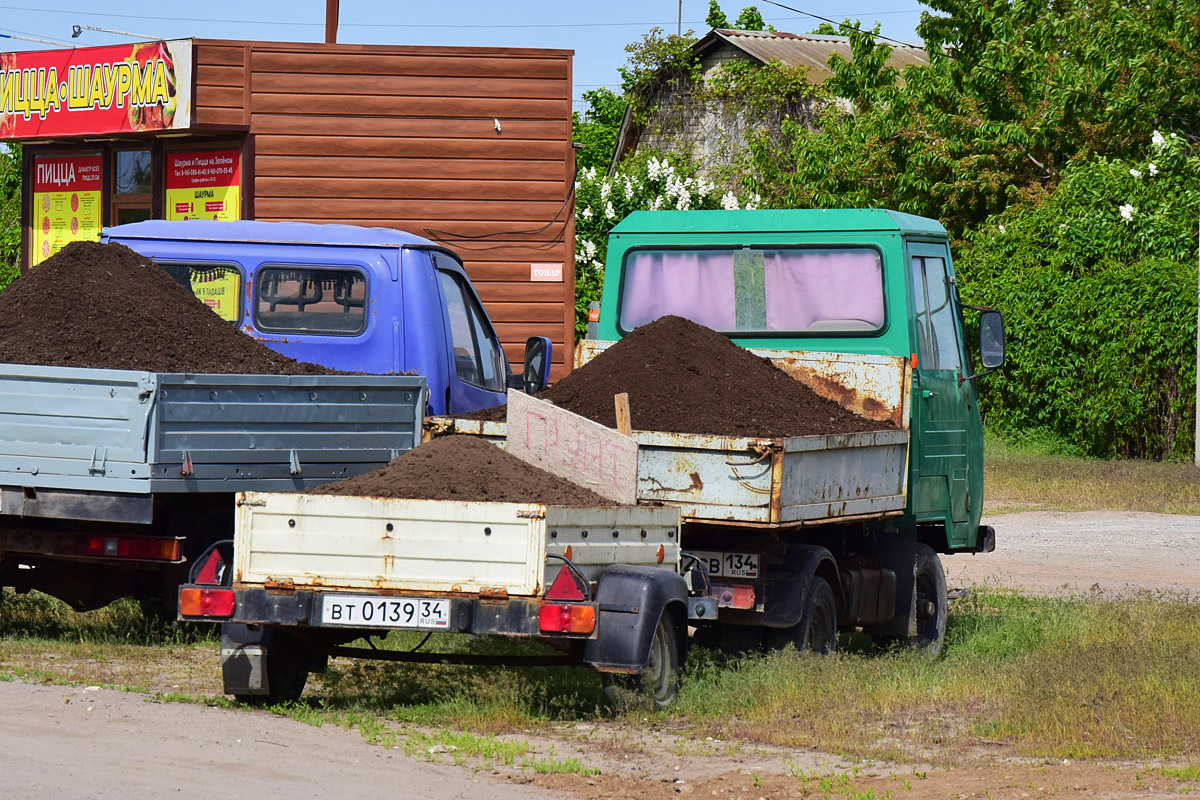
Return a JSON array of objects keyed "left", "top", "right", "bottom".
[
  {"left": 230, "top": 628, "right": 313, "bottom": 706},
  {"left": 603, "top": 611, "right": 682, "bottom": 712},
  {"left": 795, "top": 576, "right": 838, "bottom": 655}
]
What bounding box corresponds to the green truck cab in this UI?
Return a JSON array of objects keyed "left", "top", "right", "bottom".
[{"left": 589, "top": 208, "right": 1005, "bottom": 655}]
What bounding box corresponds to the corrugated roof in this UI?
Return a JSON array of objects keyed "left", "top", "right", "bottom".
[{"left": 695, "top": 29, "right": 929, "bottom": 83}]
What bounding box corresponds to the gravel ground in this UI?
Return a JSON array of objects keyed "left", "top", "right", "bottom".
[{"left": 944, "top": 510, "right": 1200, "bottom": 596}]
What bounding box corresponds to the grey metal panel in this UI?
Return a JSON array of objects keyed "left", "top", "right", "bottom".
[
  {"left": 434, "top": 417, "right": 910, "bottom": 527},
  {"left": 0, "top": 365, "right": 155, "bottom": 472},
  {"left": 0, "top": 486, "right": 155, "bottom": 523},
  {"left": 0, "top": 366, "right": 427, "bottom": 495},
  {"left": 779, "top": 432, "right": 910, "bottom": 523}
]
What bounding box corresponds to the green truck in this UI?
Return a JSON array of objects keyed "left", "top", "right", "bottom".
[{"left": 583, "top": 207, "right": 1004, "bottom": 650}]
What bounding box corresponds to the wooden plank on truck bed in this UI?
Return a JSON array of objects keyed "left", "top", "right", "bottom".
[{"left": 505, "top": 389, "right": 637, "bottom": 505}]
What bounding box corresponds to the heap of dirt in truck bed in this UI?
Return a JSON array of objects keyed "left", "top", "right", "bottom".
[
  {"left": 308, "top": 434, "right": 612, "bottom": 506},
  {"left": 0, "top": 241, "right": 332, "bottom": 374},
  {"left": 468, "top": 315, "right": 891, "bottom": 438}
]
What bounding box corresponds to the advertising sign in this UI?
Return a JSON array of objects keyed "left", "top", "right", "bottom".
[
  {"left": 32, "top": 153, "right": 102, "bottom": 265},
  {"left": 165, "top": 149, "right": 241, "bottom": 221},
  {"left": 0, "top": 40, "right": 193, "bottom": 139}
]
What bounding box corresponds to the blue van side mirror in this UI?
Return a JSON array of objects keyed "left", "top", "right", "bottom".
[{"left": 522, "top": 336, "right": 552, "bottom": 394}]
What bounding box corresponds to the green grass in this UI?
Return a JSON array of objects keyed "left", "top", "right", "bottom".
[
  {"left": 0, "top": 588, "right": 216, "bottom": 646},
  {"left": 983, "top": 430, "right": 1200, "bottom": 514},
  {"left": 668, "top": 589, "right": 1200, "bottom": 762}
]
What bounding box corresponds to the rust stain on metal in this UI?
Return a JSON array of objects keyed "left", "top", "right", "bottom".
[
  {"left": 479, "top": 587, "right": 509, "bottom": 602},
  {"left": 264, "top": 576, "right": 295, "bottom": 593},
  {"left": 382, "top": 554, "right": 395, "bottom": 573},
  {"left": 688, "top": 471, "right": 703, "bottom": 491}
]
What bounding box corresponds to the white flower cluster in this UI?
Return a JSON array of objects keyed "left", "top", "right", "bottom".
[
  {"left": 574, "top": 237, "right": 602, "bottom": 268},
  {"left": 1119, "top": 203, "right": 1136, "bottom": 223},
  {"left": 720, "top": 191, "right": 740, "bottom": 210}
]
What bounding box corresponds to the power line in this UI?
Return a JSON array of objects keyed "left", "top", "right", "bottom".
[{"left": 0, "top": 4, "right": 922, "bottom": 30}]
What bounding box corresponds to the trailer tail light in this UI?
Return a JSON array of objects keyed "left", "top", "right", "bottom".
[
  {"left": 178, "top": 587, "right": 236, "bottom": 618},
  {"left": 86, "top": 536, "right": 181, "bottom": 562},
  {"left": 538, "top": 603, "right": 596, "bottom": 634},
  {"left": 711, "top": 583, "right": 756, "bottom": 609}
]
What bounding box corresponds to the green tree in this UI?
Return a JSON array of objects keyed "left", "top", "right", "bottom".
[
  {"left": 0, "top": 143, "right": 20, "bottom": 289},
  {"left": 733, "top": 6, "right": 768, "bottom": 31},
  {"left": 706, "top": 0, "right": 729, "bottom": 29},
  {"left": 572, "top": 88, "right": 626, "bottom": 170}
]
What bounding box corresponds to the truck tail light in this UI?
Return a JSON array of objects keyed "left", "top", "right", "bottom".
[
  {"left": 538, "top": 603, "right": 596, "bottom": 634},
  {"left": 179, "top": 587, "right": 236, "bottom": 618},
  {"left": 711, "top": 583, "right": 756, "bottom": 609},
  {"left": 86, "top": 536, "right": 181, "bottom": 562}
]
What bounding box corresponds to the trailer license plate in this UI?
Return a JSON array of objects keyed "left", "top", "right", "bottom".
[
  {"left": 321, "top": 595, "right": 450, "bottom": 629},
  {"left": 690, "top": 551, "right": 759, "bottom": 579}
]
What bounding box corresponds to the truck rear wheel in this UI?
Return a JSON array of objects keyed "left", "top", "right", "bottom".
[
  {"left": 912, "top": 543, "right": 948, "bottom": 656},
  {"left": 603, "top": 612, "right": 682, "bottom": 712},
  {"left": 872, "top": 543, "right": 947, "bottom": 657},
  {"left": 795, "top": 576, "right": 838, "bottom": 655}
]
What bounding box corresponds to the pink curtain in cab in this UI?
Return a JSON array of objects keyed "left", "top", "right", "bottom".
[
  {"left": 620, "top": 250, "right": 736, "bottom": 330},
  {"left": 764, "top": 249, "right": 884, "bottom": 330}
]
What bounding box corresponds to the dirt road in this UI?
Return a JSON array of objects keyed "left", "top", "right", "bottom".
[
  {"left": 1, "top": 511, "right": 1195, "bottom": 799},
  {"left": 946, "top": 510, "right": 1199, "bottom": 596},
  {"left": 0, "top": 680, "right": 564, "bottom": 800}
]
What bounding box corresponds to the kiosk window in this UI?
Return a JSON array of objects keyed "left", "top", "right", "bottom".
[
  {"left": 159, "top": 262, "right": 244, "bottom": 324},
  {"left": 113, "top": 149, "right": 152, "bottom": 224}
]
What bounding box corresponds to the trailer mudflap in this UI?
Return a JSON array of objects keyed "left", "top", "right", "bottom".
[{"left": 584, "top": 565, "right": 688, "bottom": 672}]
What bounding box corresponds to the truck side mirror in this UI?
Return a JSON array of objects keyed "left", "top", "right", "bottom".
[
  {"left": 522, "top": 336, "right": 552, "bottom": 394},
  {"left": 979, "top": 309, "right": 1005, "bottom": 369}
]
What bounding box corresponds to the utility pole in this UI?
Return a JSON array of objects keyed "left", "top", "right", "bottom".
[
  {"left": 326, "top": 0, "right": 340, "bottom": 44},
  {"left": 678, "top": 0, "right": 682, "bottom": 36}
]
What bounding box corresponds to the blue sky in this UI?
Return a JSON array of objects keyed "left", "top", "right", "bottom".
[{"left": 0, "top": 1, "right": 928, "bottom": 110}]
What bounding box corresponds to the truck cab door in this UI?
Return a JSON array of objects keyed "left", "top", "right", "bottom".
[
  {"left": 432, "top": 254, "right": 509, "bottom": 414},
  {"left": 909, "top": 243, "right": 974, "bottom": 547}
]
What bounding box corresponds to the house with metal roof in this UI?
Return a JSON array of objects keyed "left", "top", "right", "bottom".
[{"left": 608, "top": 28, "right": 929, "bottom": 179}]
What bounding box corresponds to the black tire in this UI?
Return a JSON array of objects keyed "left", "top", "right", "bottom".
[
  {"left": 873, "top": 543, "right": 948, "bottom": 656},
  {"left": 912, "top": 543, "right": 948, "bottom": 657},
  {"left": 230, "top": 628, "right": 312, "bottom": 705},
  {"left": 603, "top": 611, "right": 682, "bottom": 712},
  {"left": 795, "top": 576, "right": 838, "bottom": 655}
]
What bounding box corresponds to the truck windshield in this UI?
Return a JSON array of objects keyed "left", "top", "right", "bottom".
[
  {"left": 159, "top": 261, "right": 243, "bottom": 324},
  {"left": 619, "top": 247, "right": 884, "bottom": 335}
]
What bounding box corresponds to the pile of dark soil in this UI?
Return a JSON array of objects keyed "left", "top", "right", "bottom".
[
  {"left": 468, "top": 315, "right": 889, "bottom": 438},
  {"left": 0, "top": 241, "right": 332, "bottom": 374},
  {"left": 308, "top": 435, "right": 613, "bottom": 505}
]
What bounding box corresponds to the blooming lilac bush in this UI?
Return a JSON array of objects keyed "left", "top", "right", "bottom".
[
  {"left": 957, "top": 132, "right": 1200, "bottom": 459},
  {"left": 572, "top": 153, "right": 762, "bottom": 339}
]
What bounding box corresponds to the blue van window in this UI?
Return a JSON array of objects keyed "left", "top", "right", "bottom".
[
  {"left": 256, "top": 267, "right": 367, "bottom": 335},
  {"left": 158, "top": 261, "right": 243, "bottom": 324},
  {"left": 437, "top": 270, "right": 506, "bottom": 392}
]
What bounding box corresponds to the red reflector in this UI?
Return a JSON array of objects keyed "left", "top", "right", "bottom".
[
  {"left": 193, "top": 548, "right": 225, "bottom": 585},
  {"left": 538, "top": 603, "right": 596, "bottom": 634},
  {"left": 546, "top": 566, "right": 585, "bottom": 601},
  {"left": 179, "top": 587, "right": 235, "bottom": 618},
  {"left": 711, "top": 583, "right": 756, "bottom": 609}
]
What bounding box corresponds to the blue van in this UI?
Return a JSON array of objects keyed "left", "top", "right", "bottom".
[{"left": 102, "top": 219, "right": 550, "bottom": 415}]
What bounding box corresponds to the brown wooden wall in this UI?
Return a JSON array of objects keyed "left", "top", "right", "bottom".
[{"left": 193, "top": 40, "right": 576, "bottom": 378}]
